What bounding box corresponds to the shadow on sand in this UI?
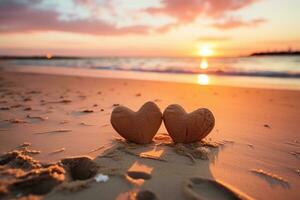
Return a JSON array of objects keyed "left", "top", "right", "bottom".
[
  {"left": 0, "top": 135, "right": 253, "bottom": 200},
  {"left": 45, "top": 135, "right": 253, "bottom": 200}
]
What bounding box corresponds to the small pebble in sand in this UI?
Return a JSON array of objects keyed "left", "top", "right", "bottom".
[
  {"left": 7, "top": 119, "right": 28, "bottom": 124},
  {"left": 0, "top": 107, "right": 10, "bottom": 110},
  {"left": 113, "top": 103, "right": 120, "bottom": 107},
  {"left": 27, "top": 90, "right": 41, "bottom": 94},
  {"left": 59, "top": 99, "right": 72, "bottom": 103},
  {"left": 135, "top": 93, "right": 142, "bottom": 97},
  {"left": 23, "top": 97, "right": 32, "bottom": 102},
  {"left": 94, "top": 174, "right": 109, "bottom": 183},
  {"left": 97, "top": 91, "right": 102, "bottom": 95},
  {"left": 79, "top": 122, "right": 94, "bottom": 126},
  {"left": 100, "top": 108, "right": 104, "bottom": 111},
  {"left": 93, "top": 104, "right": 98, "bottom": 107},
  {"left": 26, "top": 115, "right": 48, "bottom": 121},
  {"left": 81, "top": 109, "right": 94, "bottom": 113},
  {"left": 46, "top": 99, "right": 72, "bottom": 104},
  {"left": 247, "top": 143, "right": 254, "bottom": 148},
  {"left": 35, "top": 129, "right": 72, "bottom": 134},
  {"left": 10, "top": 104, "right": 23, "bottom": 108},
  {"left": 24, "top": 107, "right": 32, "bottom": 111},
  {"left": 263, "top": 124, "right": 271, "bottom": 128},
  {"left": 296, "top": 169, "right": 300, "bottom": 176}
]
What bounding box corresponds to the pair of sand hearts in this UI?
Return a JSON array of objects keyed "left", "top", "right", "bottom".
[{"left": 110, "top": 102, "right": 215, "bottom": 144}]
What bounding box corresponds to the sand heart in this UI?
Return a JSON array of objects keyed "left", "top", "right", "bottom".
[
  {"left": 163, "top": 104, "right": 215, "bottom": 143},
  {"left": 110, "top": 101, "right": 162, "bottom": 144}
]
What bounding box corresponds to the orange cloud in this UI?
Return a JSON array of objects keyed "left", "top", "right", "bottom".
[
  {"left": 211, "top": 18, "right": 266, "bottom": 30},
  {"left": 146, "top": 0, "right": 259, "bottom": 21},
  {"left": 146, "top": 0, "right": 262, "bottom": 32}
]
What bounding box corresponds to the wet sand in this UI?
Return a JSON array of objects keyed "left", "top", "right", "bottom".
[{"left": 0, "top": 70, "right": 299, "bottom": 199}]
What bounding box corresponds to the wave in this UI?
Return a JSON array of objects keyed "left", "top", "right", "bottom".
[
  {"left": 1, "top": 57, "right": 300, "bottom": 79},
  {"left": 90, "top": 66, "right": 300, "bottom": 78}
]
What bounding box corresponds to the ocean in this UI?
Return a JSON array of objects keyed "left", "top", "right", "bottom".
[{"left": 1, "top": 56, "right": 300, "bottom": 90}]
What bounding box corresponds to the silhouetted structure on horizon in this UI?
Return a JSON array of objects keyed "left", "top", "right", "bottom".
[{"left": 250, "top": 49, "right": 300, "bottom": 56}]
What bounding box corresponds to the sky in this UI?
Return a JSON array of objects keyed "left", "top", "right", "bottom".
[{"left": 0, "top": 0, "right": 300, "bottom": 57}]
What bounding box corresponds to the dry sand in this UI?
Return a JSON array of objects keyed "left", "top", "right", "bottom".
[{"left": 0, "top": 70, "right": 299, "bottom": 200}]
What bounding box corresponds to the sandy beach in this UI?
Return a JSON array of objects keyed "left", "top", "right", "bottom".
[{"left": 0, "top": 70, "right": 299, "bottom": 200}]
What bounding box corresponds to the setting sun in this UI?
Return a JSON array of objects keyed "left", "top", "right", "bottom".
[{"left": 199, "top": 45, "right": 214, "bottom": 57}]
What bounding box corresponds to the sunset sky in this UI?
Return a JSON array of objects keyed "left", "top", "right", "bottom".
[{"left": 0, "top": 0, "right": 299, "bottom": 57}]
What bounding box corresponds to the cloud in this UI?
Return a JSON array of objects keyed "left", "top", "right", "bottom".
[
  {"left": 144, "top": 0, "right": 264, "bottom": 32},
  {"left": 211, "top": 18, "right": 266, "bottom": 30},
  {"left": 0, "top": 0, "right": 264, "bottom": 35},
  {"left": 146, "top": 0, "right": 258, "bottom": 22},
  {"left": 206, "top": 0, "right": 258, "bottom": 17},
  {"left": 0, "top": 0, "right": 149, "bottom": 35}
]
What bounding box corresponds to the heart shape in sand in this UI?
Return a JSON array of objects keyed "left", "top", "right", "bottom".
[
  {"left": 110, "top": 101, "right": 162, "bottom": 144},
  {"left": 163, "top": 105, "right": 215, "bottom": 143}
]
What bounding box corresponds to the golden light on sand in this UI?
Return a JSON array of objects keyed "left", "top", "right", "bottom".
[
  {"left": 199, "top": 45, "right": 214, "bottom": 57},
  {"left": 200, "top": 59, "right": 208, "bottom": 69},
  {"left": 197, "top": 74, "right": 209, "bottom": 85}
]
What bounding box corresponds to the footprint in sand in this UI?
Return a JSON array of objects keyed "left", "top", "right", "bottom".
[
  {"left": 183, "top": 177, "right": 253, "bottom": 200},
  {"left": 0, "top": 149, "right": 64, "bottom": 196},
  {"left": 61, "top": 156, "right": 98, "bottom": 181},
  {"left": 127, "top": 171, "right": 152, "bottom": 180},
  {"left": 136, "top": 190, "right": 158, "bottom": 200},
  {"left": 11, "top": 165, "right": 65, "bottom": 195}
]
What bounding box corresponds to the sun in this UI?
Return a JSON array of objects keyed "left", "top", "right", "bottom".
[{"left": 198, "top": 45, "right": 214, "bottom": 57}]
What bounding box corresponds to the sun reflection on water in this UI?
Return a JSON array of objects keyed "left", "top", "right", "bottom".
[
  {"left": 197, "top": 74, "right": 209, "bottom": 85},
  {"left": 198, "top": 57, "right": 210, "bottom": 85},
  {"left": 200, "top": 58, "right": 208, "bottom": 69}
]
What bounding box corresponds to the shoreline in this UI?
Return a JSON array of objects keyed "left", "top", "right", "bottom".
[
  {"left": 0, "top": 71, "right": 299, "bottom": 199},
  {"left": 2, "top": 65, "right": 300, "bottom": 91}
]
